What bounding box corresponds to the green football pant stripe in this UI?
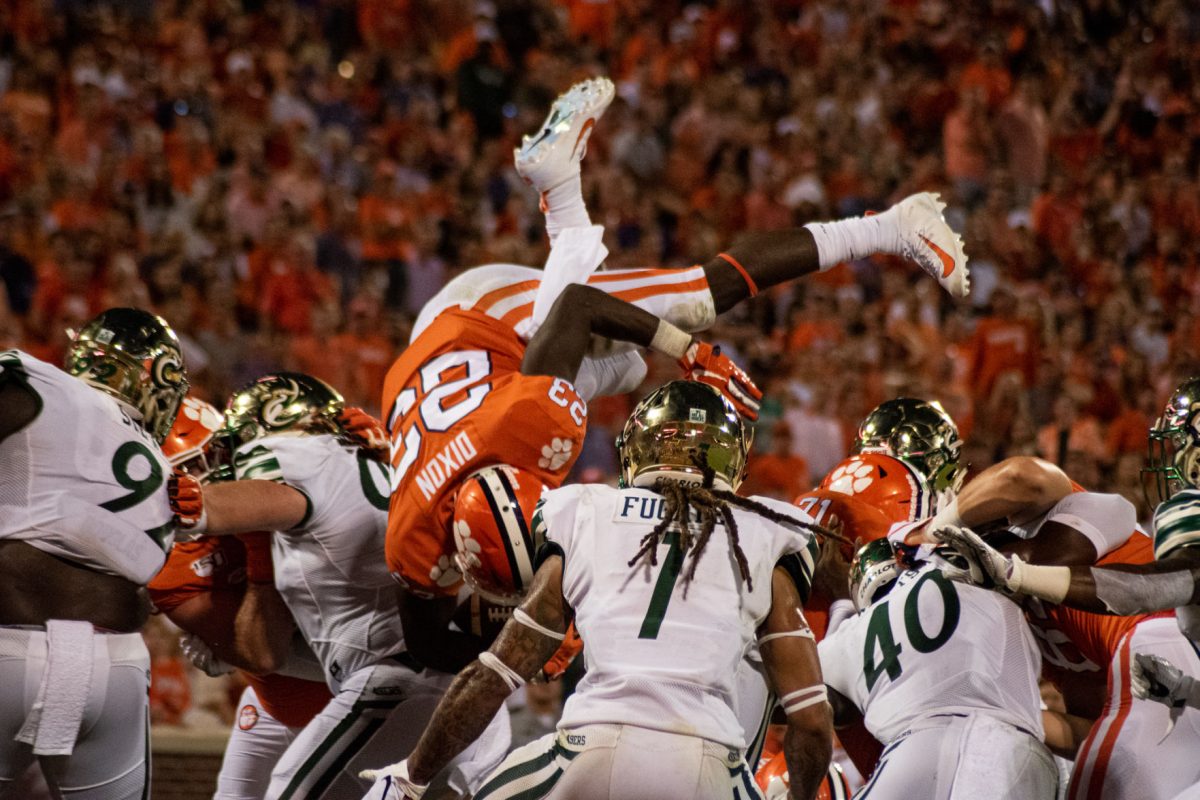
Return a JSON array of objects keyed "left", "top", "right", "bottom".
[
  {"left": 308, "top": 717, "right": 387, "bottom": 799},
  {"left": 476, "top": 746, "right": 562, "bottom": 800},
  {"left": 278, "top": 700, "right": 397, "bottom": 799}
]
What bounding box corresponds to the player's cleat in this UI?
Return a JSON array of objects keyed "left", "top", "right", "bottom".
[
  {"left": 515, "top": 77, "right": 615, "bottom": 193},
  {"left": 892, "top": 192, "right": 970, "bottom": 298}
]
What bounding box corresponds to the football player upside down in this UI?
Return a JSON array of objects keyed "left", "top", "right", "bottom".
[{"left": 382, "top": 77, "right": 973, "bottom": 672}]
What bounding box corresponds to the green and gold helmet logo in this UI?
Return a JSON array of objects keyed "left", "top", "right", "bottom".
[{"left": 261, "top": 379, "right": 305, "bottom": 430}]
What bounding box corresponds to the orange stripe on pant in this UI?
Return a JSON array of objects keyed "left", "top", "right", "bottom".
[
  {"left": 1070, "top": 634, "right": 1134, "bottom": 800},
  {"left": 499, "top": 273, "right": 711, "bottom": 331},
  {"left": 472, "top": 280, "right": 540, "bottom": 314}
]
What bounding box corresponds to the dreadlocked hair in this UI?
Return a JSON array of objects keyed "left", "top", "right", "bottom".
[{"left": 627, "top": 466, "right": 847, "bottom": 595}]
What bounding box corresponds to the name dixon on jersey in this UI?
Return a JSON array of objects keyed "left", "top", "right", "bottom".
[{"left": 415, "top": 431, "right": 478, "bottom": 501}]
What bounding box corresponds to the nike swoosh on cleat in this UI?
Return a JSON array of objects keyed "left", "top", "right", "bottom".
[
  {"left": 918, "top": 234, "right": 956, "bottom": 278},
  {"left": 571, "top": 118, "right": 596, "bottom": 159}
]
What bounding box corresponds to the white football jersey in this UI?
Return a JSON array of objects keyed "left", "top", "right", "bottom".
[
  {"left": 232, "top": 433, "right": 401, "bottom": 690},
  {"left": 538, "top": 484, "right": 818, "bottom": 749},
  {"left": 819, "top": 564, "right": 1043, "bottom": 744},
  {"left": 0, "top": 350, "right": 174, "bottom": 584}
]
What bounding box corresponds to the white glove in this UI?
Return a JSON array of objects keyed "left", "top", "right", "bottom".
[
  {"left": 931, "top": 525, "right": 1018, "bottom": 593},
  {"left": 179, "top": 633, "right": 234, "bottom": 677},
  {"left": 359, "top": 760, "right": 428, "bottom": 800},
  {"left": 1131, "top": 652, "right": 1200, "bottom": 743}
]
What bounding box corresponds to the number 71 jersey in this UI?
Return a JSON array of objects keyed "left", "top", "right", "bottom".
[
  {"left": 381, "top": 309, "right": 588, "bottom": 598},
  {"left": 0, "top": 350, "right": 174, "bottom": 583}
]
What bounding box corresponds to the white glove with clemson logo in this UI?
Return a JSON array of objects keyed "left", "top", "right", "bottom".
[{"left": 359, "top": 760, "right": 428, "bottom": 800}]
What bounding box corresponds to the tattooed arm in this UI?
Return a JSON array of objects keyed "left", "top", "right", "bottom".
[
  {"left": 406, "top": 555, "right": 572, "bottom": 785},
  {"left": 759, "top": 566, "right": 834, "bottom": 800}
]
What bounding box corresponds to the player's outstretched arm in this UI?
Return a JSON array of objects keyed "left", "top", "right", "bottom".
[
  {"left": 368, "top": 556, "right": 572, "bottom": 794},
  {"left": 523, "top": 283, "right": 761, "bottom": 419},
  {"left": 759, "top": 566, "right": 833, "bottom": 800},
  {"left": 522, "top": 282, "right": 683, "bottom": 382},
  {"left": 900, "top": 457, "right": 1074, "bottom": 546},
  {"left": 172, "top": 478, "right": 309, "bottom": 536},
  {"left": 934, "top": 525, "right": 1200, "bottom": 616}
]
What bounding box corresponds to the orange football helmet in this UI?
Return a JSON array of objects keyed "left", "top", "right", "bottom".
[
  {"left": 755, "top": 751, "right": 850, "bottom": 800},
  {"left": 819, "top": 453, "right": 933, "bottom": 526},
  {"left": 162, "top": 396, "right": 226, "bottom": 482},
  {"left": 452, "top": 465, "right": 547, "bottom": 605}
]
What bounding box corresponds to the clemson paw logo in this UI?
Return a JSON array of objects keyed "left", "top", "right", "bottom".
[
  {"left": 538, "top": 437, "right": 574, "bottom": 471},
  {"left": 826, "top": 457, "right": 875, "bottom": 495},
  {"left": 453, "top": 520, "right": 482, "bottom": 571},
  {"left": 428, "top": 554, "right": 462, "bottom": 587},
  {"left": 181, "top": 397, "right": 223, "bottom": 430}
]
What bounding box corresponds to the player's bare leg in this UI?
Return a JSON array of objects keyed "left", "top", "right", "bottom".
[
  {"left": 704, "top": 192, "right": 970, "bottom": 312},
  {"left": 515, "top": 77, "right": 615, "bottom": 244}
]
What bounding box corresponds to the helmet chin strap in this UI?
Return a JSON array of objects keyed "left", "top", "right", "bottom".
[{"left": 632, "top": 468, "right": 736, "bottom": 493}]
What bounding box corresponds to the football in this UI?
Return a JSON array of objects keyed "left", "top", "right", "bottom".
[{"left": 451, "top": 592, "right": 515, "bottom": 643}]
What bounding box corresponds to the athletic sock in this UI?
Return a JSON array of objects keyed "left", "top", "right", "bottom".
[
  {"left": 542, "top": 173, "right": 590, "bottom": 244},
  {"left": 803, "top": 208, "right": 902, "bottom": 271}
]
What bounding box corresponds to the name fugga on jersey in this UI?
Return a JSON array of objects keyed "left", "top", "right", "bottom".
[{"left": 613, "top": 494, "right": 709, "bottom": 525}]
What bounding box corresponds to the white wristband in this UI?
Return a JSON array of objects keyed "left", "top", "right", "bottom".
[
  {"left": 478, "top": 652, "right": 526, "bottom": 692},
  {"left": 513, "top": 608, "right": 566, "bottom": 641},
  {"left": 1009, "top": 557, "right": 1070, "bottom": 603},
  {"left": 649, "top": 321, "right": 692, "bottom": 360},
  {"left": 780, "top": 685, "right": 828, "bottom": 715}
]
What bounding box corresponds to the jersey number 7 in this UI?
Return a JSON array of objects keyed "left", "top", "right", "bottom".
[{"left": 638, "top": 532, "right": 685, "bottom": 640}]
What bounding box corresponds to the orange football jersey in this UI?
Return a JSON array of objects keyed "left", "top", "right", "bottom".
[
  {"left": 147, "top": 536, "right": 246, "bottom": 612},
  {"left": 243, "top": 672, "right": 332, "bottom": 729},
  {"left": 1025, "top": 530, "right": 1170, "bottom": 713},
  {"left": 382, "top": 308, "right": 588, "bottom": 597}
]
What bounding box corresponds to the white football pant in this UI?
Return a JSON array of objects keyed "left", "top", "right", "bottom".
[
  {"left": 857, "top": 712, "right": 1058, "bottom": 799},
  {"left": 267, "top": 659, "right": 510, "bottom": 800},
  {"left": 215, "top": 685, "right": 303, "bottom": 800},
  {"left": 1069, "top": 617, "right": 1200, "bottom": 800},
  {"left": 470, "top": 724, "right": 764, "bottom": 800},
  {"left": 0, "top": 625, "right": 150, "bottom": 800}
]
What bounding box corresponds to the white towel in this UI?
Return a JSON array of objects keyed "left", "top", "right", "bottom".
[
  {"left": 15, "top": 620, "right": 95, "bottom": 755},
  {"left": 529, "top": 224, "right": 608, "bottom": 330}
]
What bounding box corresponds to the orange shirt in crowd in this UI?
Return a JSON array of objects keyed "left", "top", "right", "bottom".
[
  {"left": 1037, "top": 416, "right": 1107, "bottom": 466},
  {"left": 943, "top": 107, "right": 990, "bottom": 181},
  {"left": 1105, "top": 406, "right": 1152, "bottom": 458},
  {"left": 260, "top": 268, "right": 336, "bottom": 335},
  {"left": 743, "top": 453, "right": 812, "bottom": 502},
  {"left": 969, "top": 317, "right": 1037, "bottom": 399}
]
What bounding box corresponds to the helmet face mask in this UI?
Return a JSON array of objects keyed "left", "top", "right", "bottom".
[
  {"left": 616, "top": 381, "right": 751, "bottom": 492},
  {"left": 452, "top": 465, "right": 546, "bottom": 605},
  {"left": 66, "top": 308, "right": 189, "bottom": 443},
  {"left": 218, "top": 372, "right": 345, "bottom": 459},
  {"left": 849, "top": 538, "right": 900, "bottom": 612},
  {"left": 1144, "top": 378, "right": 1200, "bottom": 506},
  {"left": 854, "top": 397, "right": 964, "bottom": 509}
]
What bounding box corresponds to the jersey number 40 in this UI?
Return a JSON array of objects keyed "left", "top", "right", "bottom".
[{"left": 863, "top": 570, "right": 961, "bottom": 691}]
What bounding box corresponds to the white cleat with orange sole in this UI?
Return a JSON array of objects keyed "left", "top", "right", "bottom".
[
  {"left": 515, "top": 77, "right": 615, "bottom": 193},
  {"left": 892, "top": 192, "right": 970, "bottom": 298}
]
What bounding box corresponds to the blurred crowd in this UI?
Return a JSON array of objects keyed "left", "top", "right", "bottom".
[{"left": 2, "top": 0, "right": 1199, "bottom": 540}]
